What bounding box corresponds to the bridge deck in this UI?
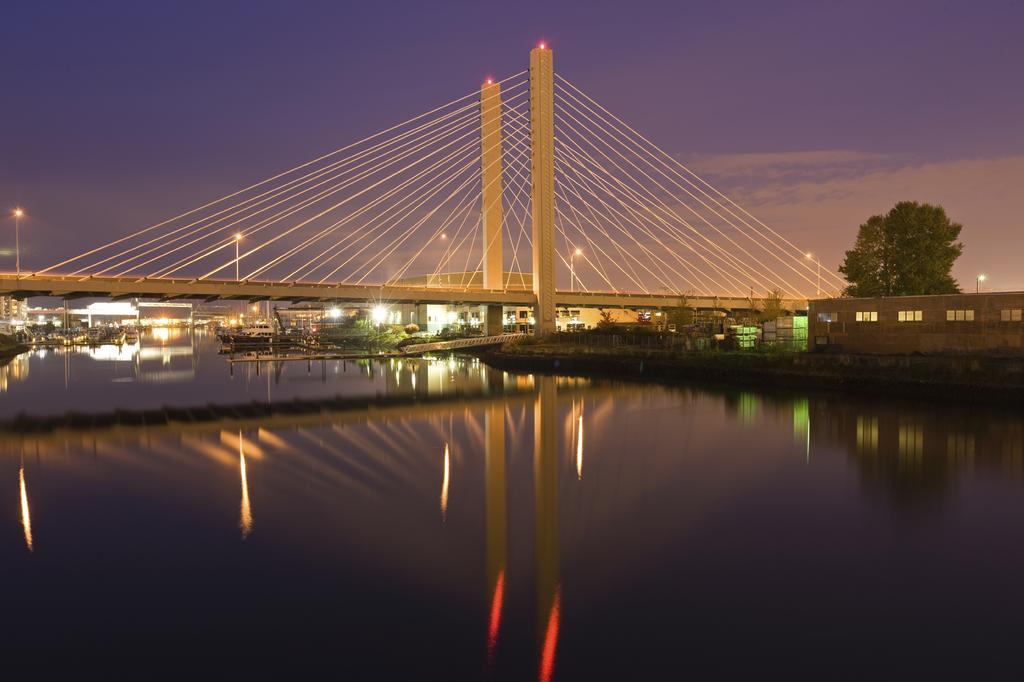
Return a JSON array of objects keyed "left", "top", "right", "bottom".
[{"left": 0, "top": 274, "right": 806, "bottom": 311}]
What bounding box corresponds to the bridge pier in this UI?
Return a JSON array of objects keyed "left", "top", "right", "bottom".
[
  {"left": 530, "top": 45, "right": 557, "bottom": 337},
  {"left": 484, "top": 304, "right": 504, "bottom": 335}
]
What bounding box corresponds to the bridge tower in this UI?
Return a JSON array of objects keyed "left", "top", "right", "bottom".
[
  {"left": 530, "top": 45, "right": 557, "bottom": 336},
  {"left": 480, "top": 80, "right": 504, "bottom": 290},
  {"left": 481, "top": 79, "right": 505, "bottom": 335}
]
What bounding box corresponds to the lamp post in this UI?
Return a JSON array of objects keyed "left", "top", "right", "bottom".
[
  {"left": 976, "top": 274, "right": 986, "bottom": 294},
  {"left": 571, "top": 248, "right": 582, "bottom": 292},
  {"left": 13, "top": 208, "right": 23, "bottom": 279},
  {"left": 805, "top": 252, "right": 821, "bottom": 298}
]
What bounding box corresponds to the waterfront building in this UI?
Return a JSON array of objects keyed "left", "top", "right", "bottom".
[
  {"left": 808, "top": 292, "right": 1024, "bottom": 354},
  {"left": 1, "top": 295, "right": 27, "bottom": 322}
]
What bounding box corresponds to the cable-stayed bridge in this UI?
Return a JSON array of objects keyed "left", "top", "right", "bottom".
[{"left": 1, "top": 46, "right": 844, "bottom": 334}]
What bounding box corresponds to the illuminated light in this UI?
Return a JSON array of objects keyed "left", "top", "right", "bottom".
[
  {"left": 574, "top": 248, "right": 582, "bottom": 256},
  {"left": 440, "top": 233, "right": 448, "bottom": 239},
  {"left": 20, "top": 467, "right": 32, "bottom": 552},
  {"left": 805, "top": 252, "right": 813, "bottom": 259},
  {"left": 979, "top": 274, "right": 987, "bottom": 282},
  {"left": 538, "top": 41, "right": 547, "bottom": 50},
  {"left": 487, "top": 570, "right": 505, "bottom": 658},
  {"left": 576, "top": 413, "right": 584, "bottom": 480},
  {"left": 446, "top": 311, "right": 457, "bottom": 323},
  {"left": 239, "top": 431, "right": 253, "bottom": 539},
  {"left": 440, "top": 443, "right": 450, "bottom": 520},
  {"left": 235, "top": 233, "right": 243, "bottom": 241},
  {"left": 485, "top": 77, "right": 494, "bottom": 85},
  {"left": 14, "top": 208, "right": 24, "bottom": 218},
  {"left": 371, "top": 306, "right": 388, "bottom": 325},
  {"left": 328, "top": 307, "right": 341, "bottom": 319},
  {"left": 539, "top": 589, "right": 561, "bottom": 682}
]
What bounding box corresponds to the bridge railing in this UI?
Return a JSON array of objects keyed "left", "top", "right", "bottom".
[{"left": 401, "top": 333, "right": 526, "bottom": 355}]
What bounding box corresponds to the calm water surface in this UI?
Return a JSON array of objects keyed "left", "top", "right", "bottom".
[{"left": 3, "top": 329, "right": 1024, "bottom": 679}]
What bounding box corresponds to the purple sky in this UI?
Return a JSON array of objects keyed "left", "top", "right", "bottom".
[{"left": 3, "top": 0, "right": 1023, "bottom": 290}]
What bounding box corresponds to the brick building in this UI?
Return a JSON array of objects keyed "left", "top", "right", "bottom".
[{"left": 808, "top": 292, "right": 1024, "bottom": 355}]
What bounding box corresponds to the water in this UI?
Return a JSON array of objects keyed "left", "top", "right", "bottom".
[{"left": 3, "top": 329, "right": 1024, "bottom": 679}]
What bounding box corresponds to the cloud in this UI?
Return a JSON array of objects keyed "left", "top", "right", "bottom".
[
  {"left": 683, "top": 151, "right": 1024, "bottom": 291},
  {"left": 687, "top": 149, "right": 897, "bottom": 180}
]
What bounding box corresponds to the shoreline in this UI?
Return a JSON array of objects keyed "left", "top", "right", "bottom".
[
  {"left": 479, "top": 344, "right": 1024, "bottom": 405},
  {"left": 0, "top": 343, "right": 30, "bottom": 360}
]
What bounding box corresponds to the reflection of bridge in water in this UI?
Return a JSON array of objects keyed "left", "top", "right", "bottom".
[
  {"left": 6, "top": 373, "right": 1024, "bottom": 677},
  {"left": 5, "top": 369, "right": 578, "bottom": 677}
]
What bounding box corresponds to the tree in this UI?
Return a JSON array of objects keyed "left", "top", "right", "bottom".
[
  {"left": 664, "top": 305, "right": 694, "bottom": 328},
  {"left": 596, "top": 309, "right": 615, "bottom": 328},
  {"left": 839, "top": 201, "right": 963, "bottom": 297},
  {"left": 756, "top": 288, "right": 784, "bottom": 322}
]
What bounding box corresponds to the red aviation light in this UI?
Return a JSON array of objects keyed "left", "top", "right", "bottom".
[{"left": 538, "top": 41, "right": 547, "bottom": 50}]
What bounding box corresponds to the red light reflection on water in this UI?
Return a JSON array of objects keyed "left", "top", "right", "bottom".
[
  {"left": 487, "top": 570, "right": 505, "bottom": 659},
  {"left": 539, "top": 588, "right": 560, "bottom": 682}
]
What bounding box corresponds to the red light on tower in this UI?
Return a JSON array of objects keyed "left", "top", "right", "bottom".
[
  {"left": 485, "top": 77, "right": 493, "bottom": 85},
  {"left": 538, "top": 41, "right": 547, "bottom": 50}
]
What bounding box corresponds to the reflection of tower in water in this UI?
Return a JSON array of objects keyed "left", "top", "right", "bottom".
[
  {"left": 485, "top": 403, "right": 507, "bottom": 660},
  {"left": 534, "top": 375, "right": 560, "bottom": 682}
]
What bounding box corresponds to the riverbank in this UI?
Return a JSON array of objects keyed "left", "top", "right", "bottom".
[
  {"left": 480, "top": 342, "right": 1024, "bottom": 404},
  {"left": 0, "top": 334, "right": 29, "bottom": 360}
]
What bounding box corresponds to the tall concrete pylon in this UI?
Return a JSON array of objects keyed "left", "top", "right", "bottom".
[
  {"left": 481, "top": 80, "right": 506, "bottom": 335},
  {"left": 530, "top": 45, "right": 557, "bottom": 336},
  {"left": 480, "top": 80, "right": 504, "bottom": 291}
]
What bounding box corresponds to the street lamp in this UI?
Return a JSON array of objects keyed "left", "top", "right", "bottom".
[
  {"left": 571, "top": 248, "right": 582, "bottom": 292},
  {"left": 977, "top": 274, "right": 986, "bottom": 294},
  {"left": 805, "top": 252, "right": 821, "bottom": 298},
  {"left": 13, "top": 208, "right": 24, "bottom": 278}
]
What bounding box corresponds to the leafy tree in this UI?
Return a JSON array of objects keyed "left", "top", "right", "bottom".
[
  {"left": 596, "top": 309, "right": 615, "bottom": 328},
  {"left": 839, "top": 201, "right": 963, "bottom": 297}
]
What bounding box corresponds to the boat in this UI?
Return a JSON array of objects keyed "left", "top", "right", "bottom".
[{"left": 218, "top": 322, "right": 278, "bottom": 347}]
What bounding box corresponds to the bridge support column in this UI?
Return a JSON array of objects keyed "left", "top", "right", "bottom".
[
  {"left": 530, "top": 45, "right": 557, "bottom": 337},
  {"left": 484, "top": 304, "right": 504, "bottom": 336},
  {"left": 481, "top": 80, "right": 504, "bottom": 291}
]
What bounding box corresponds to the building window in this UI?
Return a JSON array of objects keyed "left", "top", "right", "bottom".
[
  {"left": 855, "top": 311, "right": 878, "bottom": 322},
  {"left": 817, "top": 312, "right": 837, "bottom": 323},
  {"left": 518, "top": 311, "right": 528, "bottom": 319},
  {"left": 897, "top": 310, "right": 923, "bottom": 322},
  {"left": 946, "top": 309, "right": 975, "bottom": 321},
  {"left": 1001, "top": 308, "right": 1023, "bottom": 322}
]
